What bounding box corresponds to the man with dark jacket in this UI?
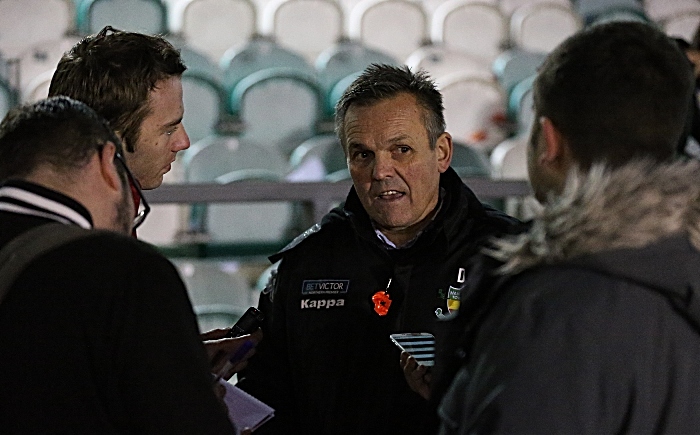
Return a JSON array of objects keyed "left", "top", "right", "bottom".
[
  {"left": 237, "top": 64, "right": 520, "bottom": 434},
  {"left": 435, "top": 22, "right": 700, "bottom": 434},
  {"left": 0, "top": 97, "right": 237, "bottom": 433}
]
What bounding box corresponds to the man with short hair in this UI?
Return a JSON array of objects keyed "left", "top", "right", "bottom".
[
  {"left": 0, "top": 96, "right": 236, "bottom": 433},
  {"left": 435, "top": 21, "right": 700, "bottom": 434},
  {"left": 48, "top": 25, "right": 251, "bottom": 377},
  {"left": 49, "top": 25, "right": 190, "bottom": 197},
  {"left": 237, "top": 64, "right": 520, "bottom": 434}
]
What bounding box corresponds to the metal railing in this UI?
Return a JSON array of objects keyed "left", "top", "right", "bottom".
[{"left": 143, "top": 178, "right": 531, "bottom": 223}]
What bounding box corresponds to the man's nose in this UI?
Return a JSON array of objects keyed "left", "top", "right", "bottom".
[
  {"left": 174, "top": 125, "right": 190, "bottom": 152},
  {"left": 372, "top": 153, "right": 394, "bottom": 180}
]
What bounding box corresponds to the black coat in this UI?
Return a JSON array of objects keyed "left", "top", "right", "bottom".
[
  {"left": 0, "top": 181, "right": 234, "bottom": 434},
  {"left": 438, "top": 160, "right": 700, "bottom": 434},
  {"left": 238, "top": 168, "right": 520, "bottom": 435}
]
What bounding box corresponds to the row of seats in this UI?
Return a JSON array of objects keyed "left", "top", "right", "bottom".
[
  {"left": 1, "top": 0, "right": 696, "bottom": 60},
  {"left": 1, "top": 0, "right": 698, "bottom": 67},
  {"left": 0, "top": 0, "right": 696, "bottom": 147},
  {"left": 0, "top": 0, "right": 694, "bottom": 154},
  {"left": 0, "top": 34, "right": 533, "bottom": 153},
  {"left": 1, "top": 0, "right": 582, "bottom": 84}
]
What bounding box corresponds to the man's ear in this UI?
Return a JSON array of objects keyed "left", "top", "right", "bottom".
[
  {"left": 97, "top": 141, "right": 122, "bottom": 192},
  {"left": 435, "top": 132, "right": 453, "bottom": 173},
  {"left": 540, "top": 117, "right": 570, "bottom": 168}
]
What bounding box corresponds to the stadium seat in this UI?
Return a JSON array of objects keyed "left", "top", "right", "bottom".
[
  {"left": 173, "top": 0, "right": 257, "bottom": 63},
  {"left": 406, "top": 44, "right": 492, "bottom": 87},
  {"left": 326, "top": 71, "right": 361, "bottom": 118},
  {"left": 492, "top": 48, "right": 545, "bottom": 97},
  {"left": 453, "top": 138, "right": 500, "bottom": 210},
  {"left": 178, "top": 44, "right": 225, "bottom": 84},
  {"left": 0, "top": 77, "right": 17, "bottom": 121},
  {"left": 490, "top": 133, "right": 538, "bottom": 218},
  {"left": 182, "top": 75, "right": 227, "bottom": 144},
  {"left": 572, "top": 0, "right": 646, "bottom": 24},
  {"left": 220, "top": 34, "right": 314, "bottom": 106},
  {"left": 348, "top": 0, "right": 428, "bottom": 62},
  {"left": 451, "top": 141, "right": 492, "bottom": 177},
  {"left": 491, "top": 73, "right": 535, "bottom": 182},
  {"left": 170, "top": 45, "right": 230, "bottom": 142},
  {"left": 660, "top": 11, "right": 700, "bottom": 42},
  {"left": 172, "top": 258, "right": 254, "bottom": 331},
  {"left": 207, "top": 169, "right": 294, "bottom": 244},
  {"left": 184, "top": 134, "right": 288, "bottom": 183},
  {"left": 644, "top": 0, "right": 700, "bottom": 22},
  {"left": 261, "top": 0, "right": 345, "bottom": 63},
  {"left": 229, "top": 67, "right": 324, "bottom": 156},
  {"left": 431, "top": 0, "right": 508, "bottom": 64},
  {"left": 315, "top": 39, "right": 397, "bottom": 119},
  {"left": 510, "top": 2, "right": 582, "bottom": 53},
  {"left": 586, "top": 8, "right": 649, "bottom": 26},
  {"left": 490, "top": 135, "right": 528, "bottom": 180},
  {"left": 0, "top": 0, "right": 75, "bottom": 59},
  {"left": 78, "top": 0, "right": 167, "bottom": 35},
  {"left": 507, "top": 74, "right": 536, "bottom": 134},
  {"left": 499, "top": 0, "right": 570, "bottom": 19},
  {"left": 440, "top": 72, "right": 509, "bottom": 152},
  {"left": 182, "top": 134, "right": 293, "bottom": 244},
  {"left": 17, "top": 37, "right": 80, "bottom": 103},
  {"left": 287, "top": 133, "right": 345, "bottom": 181},
  {"left": 21, "top": 70, "right": 54, "bottom": 103}
]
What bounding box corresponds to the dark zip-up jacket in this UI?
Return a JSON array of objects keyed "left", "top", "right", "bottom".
[
  {"left": 238, "top": 167, "right": 520, "bottom": 434},
  {"left": 0, "top": 180, "right": 235, "bottom": 434},
  {"left": 438, "top": 160, "right": 700, "bottom": 434}
]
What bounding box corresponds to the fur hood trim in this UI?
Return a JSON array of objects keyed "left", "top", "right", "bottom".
[{"left": 487, "top": 159, "right": 700, "bottom": 275}]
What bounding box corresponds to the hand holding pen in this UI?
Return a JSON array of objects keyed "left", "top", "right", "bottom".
[
  {"left": 213, "top": 338, "right": 257, "bottom": 383},
  {"left": 203, "top": 328, "right": 263, "bottom": 381}
]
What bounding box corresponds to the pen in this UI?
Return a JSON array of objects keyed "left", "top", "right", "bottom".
[{"left": 213, "top": 340, "right": 255, "bottom": 383}]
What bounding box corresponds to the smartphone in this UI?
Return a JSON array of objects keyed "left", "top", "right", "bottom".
[
  {"left": 390, "top": 332, "right": 435, "bottom": 367},
  {"left": 226, "top": 307, "right": 264, "bottom": 338}
]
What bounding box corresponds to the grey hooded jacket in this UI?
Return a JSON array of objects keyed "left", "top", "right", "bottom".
[{"left": 439, "top": 160, "right": 700, "bottom": 434}]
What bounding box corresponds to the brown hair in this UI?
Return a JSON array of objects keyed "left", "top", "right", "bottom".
[
  {"left": 335, "top": 64, "right": 445, "bottom": 150},
  {"left": 533, "top": 21, "right": 694, "bottom": 169},
  {"left": 49, "top": 26, "right": 186, "bottom": 153}
]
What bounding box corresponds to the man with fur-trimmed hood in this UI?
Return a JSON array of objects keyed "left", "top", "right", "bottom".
[{"left": 430, "top": 21, "right": 700, "bottom": 433}]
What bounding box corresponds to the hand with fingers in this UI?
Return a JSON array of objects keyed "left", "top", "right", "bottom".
[
  {"left": 400, "top": 351, "right": 432, "bottom": 401},
  {"left": 203, "top": 328, "right": 264, "bottom": 381}
]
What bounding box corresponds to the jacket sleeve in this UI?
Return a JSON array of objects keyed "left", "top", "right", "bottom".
[
  {"left": 237, "top": 258, "right": 299, "bottom": 434},
  {"left": 114, "top": 251, "right": 235, "bottom": 434},
  {"left": 439, "top": 270, "right": 635, "bottom": 435}
]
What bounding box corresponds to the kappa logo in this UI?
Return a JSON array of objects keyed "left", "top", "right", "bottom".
[{"left": 301, "top": 298, "right": 346, "bottom": 309}]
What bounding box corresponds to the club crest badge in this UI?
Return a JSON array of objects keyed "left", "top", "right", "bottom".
[
  {"left": 446, "top": 286, "right": 461, "bottom": 314},
  {"left": 435, "top": 285, "right": 462, "bottom": 318}
]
